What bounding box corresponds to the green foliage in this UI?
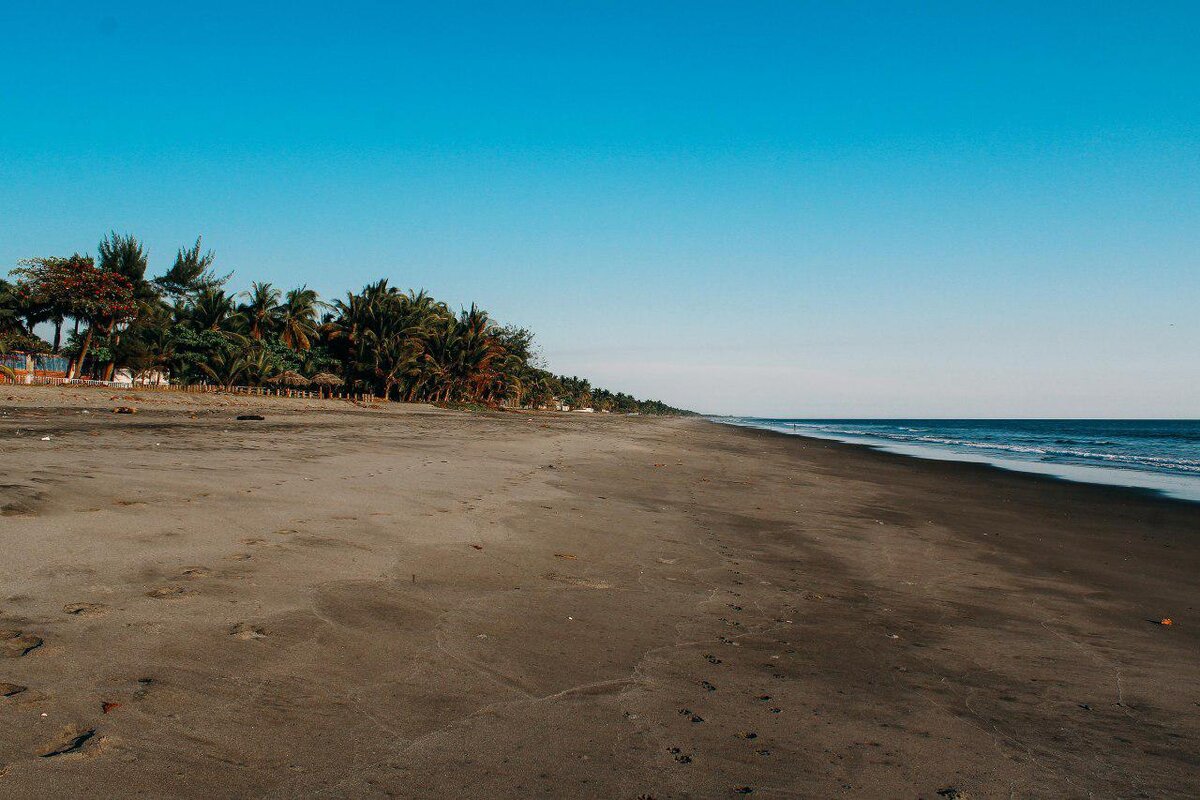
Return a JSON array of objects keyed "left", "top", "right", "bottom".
[
  {"left": 0, "top": 329, "right": 50, "bottom": 353},
  {"left": 98, "top": 232, "right": 151, "bottom": 293},
  {"left": 154, "top": 237, "right": 230, "bottom": 297},
  {"left": 5, "top": 233, "right": 692, "bottom": 413},
  {"left": 0, "top": 278, "right": 25, "bottom": 336},
  {"left": 13, "top": 255, "right": 137, "bottom": 324}
]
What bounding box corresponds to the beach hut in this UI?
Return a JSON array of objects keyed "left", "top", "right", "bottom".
[
  {"left": 267, "top": 370, "right": 310, "bottom": 396},
  {"left": 310, "top": 372, "right": 344, "bottom": 398}
]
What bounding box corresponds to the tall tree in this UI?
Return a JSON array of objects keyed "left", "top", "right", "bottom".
[
  {"left": 183, "top": 288, "right": 240, "bottom": 332},
  {"left": 240, "top": 282, "right": 280, "bottom": 340},
  {"left": 278, "top": 286, "right": 320, "bottom": 351},
  {"left": 12, "top": 255, "right": 137, "bottom": 378},
  {"left": 98, "top": 232, "right": 152, "bottom": 296},
  {"left": 154, "top": 237, "right": 229, "bottom": 297}
]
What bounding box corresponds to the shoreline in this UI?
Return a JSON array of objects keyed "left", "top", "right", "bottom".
[
  {"left": 716, "top": 417, "right": 1200, "bottom": 506},
  {"left": 2, "top": 387, "right": 1198, "bottom": 797}
]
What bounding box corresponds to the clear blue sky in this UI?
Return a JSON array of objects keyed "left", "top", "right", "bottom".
[{"left": 3, "top": 1, "right": 1197, "bottom": 416}]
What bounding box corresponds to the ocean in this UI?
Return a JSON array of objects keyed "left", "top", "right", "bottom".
[{"left": 719, "top": 418, "right": 1200, "bottom": 503}]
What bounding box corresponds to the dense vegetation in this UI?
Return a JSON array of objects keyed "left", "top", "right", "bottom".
[{"left": 1, "top": 233, "right": 689, "bottom": 414}]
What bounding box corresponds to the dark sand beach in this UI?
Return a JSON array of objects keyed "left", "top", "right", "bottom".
[{"left": 1, "top": 386, "right": 1197, "bottom": 798}]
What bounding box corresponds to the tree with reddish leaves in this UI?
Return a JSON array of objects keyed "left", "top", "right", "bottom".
[{"left": 12, "top": 255, "right": 136, "bottom": 378}]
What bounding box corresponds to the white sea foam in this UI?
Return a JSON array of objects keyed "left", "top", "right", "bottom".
[{"left": 719, "top": 417, "right": 1200, "bottom": 502}]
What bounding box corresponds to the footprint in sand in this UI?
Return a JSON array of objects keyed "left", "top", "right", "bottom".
[
  {"left": 0, "top": 630, "right": 43, "bottom": 657},
  {"left": 63, "top": 602, "right": 109, "bottom": 617},
  {"left": 1, "top": 682, "right": 27, "bottom": 697},
  {"left": 229, "top": 623, "right": 266, "bottom": 641},
  {"left": 37, "top": 725, "right": 97, "bottom": 758},
  {"left": 667, "top": 747, "right": 692, "bottom": 764},
  {"left": 145, "top": 586, "right": 192, "bottom": 599}
]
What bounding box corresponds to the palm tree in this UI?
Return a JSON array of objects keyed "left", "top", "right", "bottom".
[
  {"left": 241, "top": 347, "right": 279, "bottom": 386},
  {"left": 277, "top": 286, "right": 320, "bottom": 351},
  {"left": 184, "top": 288, "right": 239, "bottom": 332},
  {"left": 197, "top": 349, "right": 251, "bottom": 389},
  {"left": 0, "top": 279, "right": 24, "bottom": 337},
  {"left": 240, "top": 282, "right": 280, "bottom": 340}
]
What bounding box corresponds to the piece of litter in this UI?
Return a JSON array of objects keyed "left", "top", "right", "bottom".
[
  {"left": 41, "top": 436, "right": 51, "bottom": 441},
  {"left": 1160, "top": 618, "right": 1174, "bottom": 626},
  {"left": 470, "top": 544, "right": 483, "bottom": 550},
  {"left": 554, "top": 553, "right": 577, "bottom": 560},
  {"left": 102, "top": 701, "right": 121, "bottom": 714}
]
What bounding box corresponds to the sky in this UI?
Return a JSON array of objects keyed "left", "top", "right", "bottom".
[{"left": 2, "top": 1, "right": 1197, "bottom": 417}]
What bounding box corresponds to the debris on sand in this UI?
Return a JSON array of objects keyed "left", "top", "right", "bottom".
[
  {"left": 37, "top": 726, "right": 96, "bottom": 758},
  {"left": 470, "top": 544, "right": 484, "bottom": 550},
  {"left": 1158, "top": 618, "right": 1174, "bottom": 626},
  {"left": 236, "top": 414, "right": 265, "bottom": 421},
  {"left": 0, "top": 683, "right": 27, "bottom": 697},
  {"left": 230, "top": 623, "right": 266, "bottom": 640},
  {"left": 145, "top": 585, "right": 190, "bottom": 599},
  {"left": 0, "top": 630, "right": 43, "bottom": 658},
  {"left": 554, "top": 552, "right": 577, "bottom": 560},
  {"left": 113, "top": 406, "right": 137, "bottom": 414},
  {"left": 63, "top": 602, "right": 109, "bottom": 617},
  {"left": 101, "top": 701, "right": 121, "bottom": 714}
]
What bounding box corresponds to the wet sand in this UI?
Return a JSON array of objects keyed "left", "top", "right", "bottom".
[{"left": 1, "top": 386, "right": 1198, "bottom": 798}]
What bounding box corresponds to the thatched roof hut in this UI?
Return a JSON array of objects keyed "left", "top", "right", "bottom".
[
  {"left": 268, "top": 370, "right": 310, "bottom": 387},
  {"left": 310, "top": 372, "right": 344, "bottom": 387}
]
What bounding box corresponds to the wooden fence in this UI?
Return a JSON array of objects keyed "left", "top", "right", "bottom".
[{"left": 1, "top": 374, "right": 381, "bottom": 402}]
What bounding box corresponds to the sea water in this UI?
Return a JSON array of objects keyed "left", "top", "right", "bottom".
[{"left": 719, "top": 418, "right": 1200, "bottom": 503}]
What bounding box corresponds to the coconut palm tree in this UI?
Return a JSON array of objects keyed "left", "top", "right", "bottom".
[
  {"left": 184, "top": 288, "right": 240, "bottom": 332},
  {"left": 277, "top": 286, "right": 320, "bottom": 351},
  {"left": 0, "top": 279, "right": 24, "bottom": 337},
  {"left": 240, "top": 282, "right": 280, "bottom": 340},
  {"left": 241, "top": 348, "right": 279, "bottom": 386},
  {"left": 196, "top": 349, "right": 251, "bottom": 389}
]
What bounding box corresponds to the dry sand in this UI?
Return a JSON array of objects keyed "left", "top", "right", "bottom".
[{"left": 1, "top": 385, "right": 1198, "bottom": 798}]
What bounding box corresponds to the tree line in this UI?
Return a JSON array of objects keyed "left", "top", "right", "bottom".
[{"left": 0, "top": 233, "right": 690, "bottom": 414}]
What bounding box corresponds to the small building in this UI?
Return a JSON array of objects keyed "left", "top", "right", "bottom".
[{"left": 1, "top": 352, "right": 70, "bottom": 383}]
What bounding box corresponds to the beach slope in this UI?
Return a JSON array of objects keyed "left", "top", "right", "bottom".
[{"left": 1, "top": 387, "right": 1197, "bottom": 798}]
